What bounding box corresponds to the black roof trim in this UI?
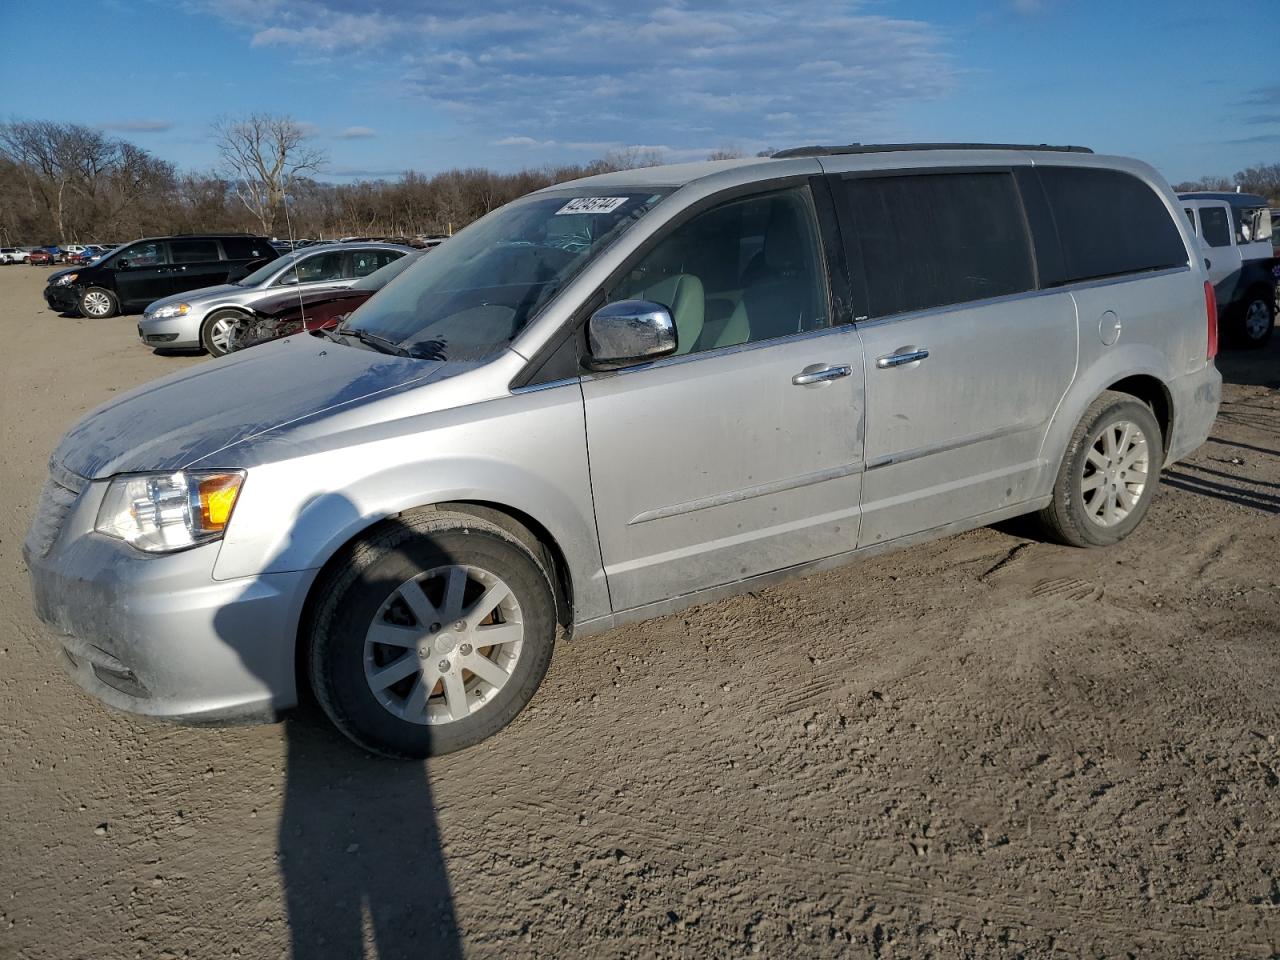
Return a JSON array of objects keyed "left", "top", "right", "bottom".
[
  {"left": 1177, "top": 191, "right": 1270, "bottom": 208},
  {"left": 772, "top": 142, "right": 1094, "bottom": 159}
]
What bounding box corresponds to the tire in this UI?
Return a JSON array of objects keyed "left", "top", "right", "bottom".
[
  {"left": 308, "top": 509, "right": 558, "bottom": 759},
  {"left": 1033, "top": 390, "right": 1163, "bottom": 548},
  {"left": 1234, "top": 290, "right": 1275, "bottom": 350},
  {"left": 77, "top": 287, "right": 118, "bottom": 318},
  {"left": 201, "top": 309, "right": 248, "bottom": 357}
]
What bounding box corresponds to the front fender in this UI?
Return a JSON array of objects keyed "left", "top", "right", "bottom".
[{"left": 211, "top": 382, "right": 611, "bottom": 624}]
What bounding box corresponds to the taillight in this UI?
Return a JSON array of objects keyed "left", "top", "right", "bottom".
[{"left": 1204, "top": 280, "right": 1218, "bottom": 360}]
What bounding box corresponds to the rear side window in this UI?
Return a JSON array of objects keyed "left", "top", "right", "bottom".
[
  {"left": 351, "top": 249, "right": 402, "bottom": 277},
  {"left": 222, "top": 237, "right": 273, "bottom": 260},
  {"left": 1199, "top": 207, "right": 1231, "bottom": 248},
  {"left": 841, "top": 171, "right": 1034, "bottom": 318},
  {"left": 170, "top": 239, "right": 220, "bottom": 263},
  {"left": 1039, "top": 167, "right": 1188, "bottom": 282}
]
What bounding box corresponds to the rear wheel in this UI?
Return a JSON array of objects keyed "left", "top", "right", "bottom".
[
  {"left": 77, "top": 287, "right": 117, "bottom": 318},
  {"left": 1236, "top": 291, "right": 1275, "bottom": 349},
  {"left": 1034, "top": 391, "right": 1163, "bottom": 547},
  {"left": 201, "top": 309, "right": 247, "bottom": 357},
  {"left": 308, "top": 509, "right": 558, "bottom": 759}
]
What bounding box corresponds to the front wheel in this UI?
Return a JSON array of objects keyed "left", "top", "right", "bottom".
[
  {"left": 1034, "top": 391, "right": 1163, "bottom": 547},
  {"left": 201, "top": 309, "right": 247, "bottom": 357},
  {"left": 308, "top": 509, "right": 558, "bottom": 759},
  {"left": 78, "top": 287, "right": 118, "bottom": 318}
]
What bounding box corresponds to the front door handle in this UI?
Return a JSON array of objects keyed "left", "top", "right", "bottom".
[
  {"left": 876, "top": 348, "right": 929, "bottom": 369},
  {"left": 792, "top": 364, "right": 853, "bottom": 386}
]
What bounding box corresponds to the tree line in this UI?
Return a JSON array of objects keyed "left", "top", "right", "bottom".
[
  {"left": 2, "top": 115, "right": 1276, "bottom": 247},
  {"left": 0, "top": 116, "right": 672, "bottom": 246}
]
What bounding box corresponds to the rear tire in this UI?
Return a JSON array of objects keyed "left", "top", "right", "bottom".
[
  {"left": 1234, "top": 290, "right": 1275, "bottom": 349},
  {"left": 308, "top": 509, "right": 558, "bottom": 759},
  {"left": 1033, "top": 391, "right": 1163, "bottom": 548},
  {"left": 77, "top": 287, "right": 118, "bottom": 318}
]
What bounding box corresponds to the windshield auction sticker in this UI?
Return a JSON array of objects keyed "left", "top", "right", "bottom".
[{"left": 555, "top": 197, "right": 629, "bottom": 215}]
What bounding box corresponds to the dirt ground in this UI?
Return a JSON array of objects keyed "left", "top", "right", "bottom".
[{"left": 2, "top": 263, "right": 1279, "bottom": 960}]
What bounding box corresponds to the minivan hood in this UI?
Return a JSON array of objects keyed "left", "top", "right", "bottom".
[{"left": 53, "top": 339, "right": 445, "bottom": 479}]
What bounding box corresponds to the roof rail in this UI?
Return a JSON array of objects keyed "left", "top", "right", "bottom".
[{"left": 772, "top": 142, "right": 1094, "bottom": 159}]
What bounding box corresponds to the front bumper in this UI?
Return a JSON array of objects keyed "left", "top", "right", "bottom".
[
  {"left": 23, "top": 469, "right": 311, "bottom": 724},
  {"left": 44, "top": 283, "right": 78, "bottom": 312},
  {"left": 138, "top": 311, "right": 203, "bottom": 349}
]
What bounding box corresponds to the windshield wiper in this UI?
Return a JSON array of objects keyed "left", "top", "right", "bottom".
[
  {"left": 313, "top": 327, "right": 344, "bottom": 344},
  {"left": 336, "top": 325, "right": 410, "bottom": 356}
]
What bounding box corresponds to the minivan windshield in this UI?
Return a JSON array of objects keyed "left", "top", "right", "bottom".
[{"left": 342, "top": 190, "right": 669, "bottom": 361}]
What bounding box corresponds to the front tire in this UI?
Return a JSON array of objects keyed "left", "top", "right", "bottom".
[
  {"left": 1034, "top": 391, "right": 1163, "bottom": 547},
  {"left": 308, "top": 509, "right": 558, "bottom": 759},
  {"left": 78, "top": 287, "right": 118, "bottom": 318},
  {"left": 201, "top": 309, "right": 247, "bottom": 357}
]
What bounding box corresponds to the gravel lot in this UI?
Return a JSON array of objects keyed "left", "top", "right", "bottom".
[{"left": 2, "top": 263, "right": 1279, "bottom": 959}]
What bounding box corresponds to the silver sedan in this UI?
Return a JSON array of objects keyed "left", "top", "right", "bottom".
[{"left": 137, "top": 242, "right": 415, "bottom": 356}]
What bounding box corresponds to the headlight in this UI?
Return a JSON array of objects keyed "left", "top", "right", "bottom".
[
  {"left": 55, "top": 272, "right": 78, "bottom": 286},
  {"left": 95, "top": 470, "right": 245, "bottom": 553},
  {"left": 149, "top": 302, "right": 191, "bottom": 320}
]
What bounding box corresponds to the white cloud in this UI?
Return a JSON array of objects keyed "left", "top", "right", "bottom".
[
  {"left": 204, "top": 1, "right": 957, "bottom": 152},
  {"left": 338, "top": 126, "right": 377, "bottom": 139},
  {"left": 100, "top": 119, "right": 174, "bottom": 133}
]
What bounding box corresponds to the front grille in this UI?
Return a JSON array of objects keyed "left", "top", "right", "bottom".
[{"left": 24, "top": 464, "right": 86, "bottom": 559}]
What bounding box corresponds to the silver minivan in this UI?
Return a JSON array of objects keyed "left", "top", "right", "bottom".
[{"left": 24, "top": 144, "right": 1222, "bottom": 758}]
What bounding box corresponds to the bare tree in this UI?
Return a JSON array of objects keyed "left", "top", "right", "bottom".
[
  {"left": 212, "top": 114, "right": 326, "bottom": 236},
  {"left": 1235, "top": 162, "right": 1280, "bottom": 202}
]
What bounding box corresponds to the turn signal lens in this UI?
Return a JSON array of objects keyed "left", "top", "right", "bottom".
[
  {"left": 1204, "top": 280, "right": 1218, "bottom": 361},
  {"left": 198, "top": 474, "right": 242, "bottom": 529}
]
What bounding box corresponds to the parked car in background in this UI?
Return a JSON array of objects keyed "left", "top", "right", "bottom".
[
  {"left": 69, "top": 245, "right": 108, "bottom": 265},
  {"left": 0, "top": 247, "right": 31, "bottom": 264},
  {"left": 62, "top": 244, "right": 87, "bottom": 261},
  {"left": 138, "top": 242, "right": 413, "bottom": 356},
  {"left": 25, "top": 144, "right": 1222, "bottom": 758},
  {"left": 230, "top": 248, "right": 427, "bottom": 351},
  {"left": 1179, "top": 191, "right": 1277, "bottom": 347},
  {"left": 29, "top": 248, "right": 60, "bottom": 266},
  {"left": 43, "top": 234, "right": 278, "bottom": 320}
]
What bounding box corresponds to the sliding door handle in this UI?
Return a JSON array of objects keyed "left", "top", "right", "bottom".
[
  {"left": 792, "top": 364, "right": 853, "bottom": 386},
  {"left": 876, "top": 348, "right": 929, "bottom": 369}
]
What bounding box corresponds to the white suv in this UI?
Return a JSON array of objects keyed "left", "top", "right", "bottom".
[
  {"left": 0, "top": 247, "right": 31, "bottom": 264},
  {"left": 1180, "top": 192, "right": 1277, "bottom": 347}
]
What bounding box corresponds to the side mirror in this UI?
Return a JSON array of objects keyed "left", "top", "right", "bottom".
[
  {"left": 116, "top": 258, "right": 130, "bottom": 270},
  {"left": 587, "top": 299, "right": 677, "bottom": 370}
]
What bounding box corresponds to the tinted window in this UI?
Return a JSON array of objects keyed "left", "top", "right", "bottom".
[
  {"left": 170, "top": 239, "right": 220, "bottom": 264},
  {"left": 113, "top": 240, "right": 167, "bottom": 268},
  {"left": 351, "top": 248, "right": 403, "bottom": 277},
  {"left": 841, "top": 172, "right": 1034, "bottom": 318},
  {"left": 609, "top": 187, "right": 828, "bottom": 355},
  {"left": 1039, "top": 167, "right": 1188, "bottom": 282},
  {"left": 279, "top": 251, "right": 345, "bottom": 285},
  {"left": 222, "top": 237, "right": 272, "bottom": 260},
  {"left": 1199, "top": 207, "right": 1231, "bottom": 248}
]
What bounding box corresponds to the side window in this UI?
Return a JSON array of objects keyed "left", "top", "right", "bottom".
[
  {"left": 115, "top": 241, "right": 167, "bottom": 268},
  {"left": 841, "top": 171, "right": 1034, "bottom": 318},
  {"left": 1198, "top": 207, "right": 1231, "bottom": 248},
  {"left": 279, "top": 251, "right": 345, "bottom": 285},
  {"left": 608, "top": 187, "right": 829, "bottom": 356},
  {"left": 352, "top": 249, "right": 402, "bottom": 277},
  {"left": 222, "top": 237, "right": 271, "bottom": 260},
  {"left": 1038, "top": 167, "right": 1190, "bottom": 281},
  {"left": 170, "top": 239, "right": 219, "bottom": 264}
]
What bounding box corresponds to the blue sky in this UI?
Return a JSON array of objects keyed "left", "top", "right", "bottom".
[{"left": 0, "top": 0, "right": 1276, "bottom": 184}]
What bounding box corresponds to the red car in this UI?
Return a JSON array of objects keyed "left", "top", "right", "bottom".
[
  {"left": 28, "top": 249, "right": 59, "bottom": 266},
  {"left": 231, "top": 248, "right": 426, "bottom": 351}
]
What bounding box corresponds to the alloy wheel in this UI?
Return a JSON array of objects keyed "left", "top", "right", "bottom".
[
  {"left": 1244, "top": 299, "right": 1272, "bottom": 341},
  {"left": 82, "top": 291, "right": 112, "bottom": 317},
  {"left": 1080, "top": 420, "right": 1149, "bottom": 527},
  {"left": 363, "top": 564, "right": 524, "bottom": 725}
]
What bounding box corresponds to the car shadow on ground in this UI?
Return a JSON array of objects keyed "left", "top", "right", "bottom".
[
  {"left": 214, "top": 496, "right": 463, "bottom": 959},
  {"left": 1214, "top": 335, "right": 1280, "bottom": 389}
]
